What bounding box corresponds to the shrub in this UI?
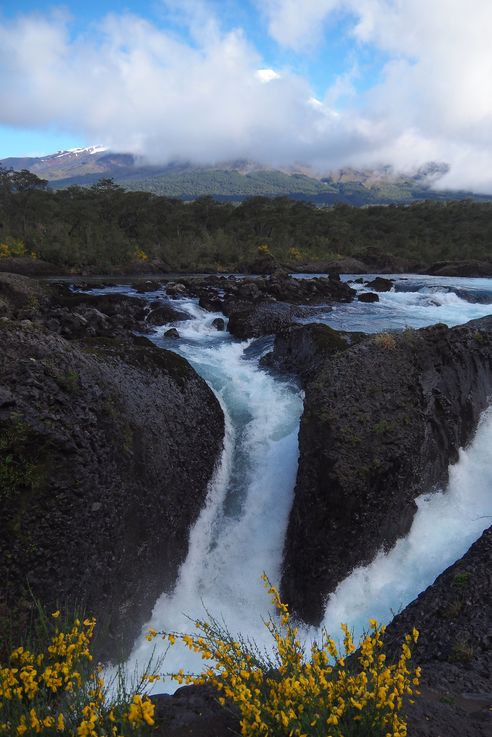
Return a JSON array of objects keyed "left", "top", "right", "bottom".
[
  {"left": 287, "top": 247, "right": 302, "bottom": 262},
  {"left": 373, "top": 332, "right": 397, "bottom": 350},
  {"left": 0, "top": 238, "right": 27, "bottom": 259},
  {"left": 0, "top": 611, "right": 158, "bottom": 736},
  {"left": 151, "top": 577, "right": 421, "bottom": 737}
]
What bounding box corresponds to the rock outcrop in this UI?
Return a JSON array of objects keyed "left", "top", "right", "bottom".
[
  {"left": 261, "top": 323, "right": 365, "bottom": 380},
  {"left": 0, "top": 321, "right": 224, "bottom": 658},
  {"left": 280, "top": 317, "right": 492, "bottom": 625},
  {"left": 163, "top": 272, "right": 355, "bottom": 339},
  {"left": 386, "top": 526, "right": 492, "bottom": 737},
  {"left": 426, "top": 259, "right": 492, "bottom": 277},
  {"left": 227, "top": 302, "right": 320, "bottom": 339}
]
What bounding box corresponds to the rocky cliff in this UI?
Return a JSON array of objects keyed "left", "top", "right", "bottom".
[
  {"left": 278, "top": 317, "right": 492, "bottom": 625},
  {"left": 386, "top": 526, "right": 492, "bottom": 737},
  {"left": 0, "top": 282, "right": 224, "bottom": 657}
]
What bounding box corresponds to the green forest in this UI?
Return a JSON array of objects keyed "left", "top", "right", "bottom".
[{"left": 1, "top": 169, "right": 492, "bottom": 272}]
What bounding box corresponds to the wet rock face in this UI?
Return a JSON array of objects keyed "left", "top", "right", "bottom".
[
  {"left": 365, "top": 276, "right": 394, "bottom": 292},
  {"left": 226, "top": 302, "right": 319, "bottom": 339},
  {"left": 357, "top": 291, "right": 379, "bottom": 303},
  {"left": 386, "top": 526, "right": 492, "bottom": 737},
  {"left": 0, "top": 324, "right": 224, "bottom": 658},
  {"left": 261, "top": 323, "right": 366, "bottom": 381},
  {"left": 280, "top": 318, "right": 492, "bottom": 626},
  {"left": 146, "top": 303, "right": 189, "bottom": 325}
]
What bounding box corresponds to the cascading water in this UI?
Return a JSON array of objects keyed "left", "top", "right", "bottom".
[
  {"left": 127, "top": 299, "right": 304, "bottom": 685},
  {"left": 113, "top": 275, "right": 492, "bottom": 691}
]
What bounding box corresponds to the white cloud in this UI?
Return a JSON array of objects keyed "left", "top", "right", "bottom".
[
  {"left": 258, "top": 0, "right": 342, "bottom": 52},
  {"left": 255, "top": 68, "right": 281, "bottom": 83},
  {"left": 260, "top": 0, "right": 492, "bottom": 191},
  {"left": 0, "top": 8, "right": 365, "bottom": 168},
  {"left": 2, "top": 2, "right": 492, "bottom": 191}
]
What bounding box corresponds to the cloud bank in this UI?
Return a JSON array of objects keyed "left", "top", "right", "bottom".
[{"left": 1, "top": 1, "right": 492, "bottom": 191}]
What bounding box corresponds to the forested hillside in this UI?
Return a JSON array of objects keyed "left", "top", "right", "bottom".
[{"left": 1, "top": 170, "right": 491, "bottom": 272}]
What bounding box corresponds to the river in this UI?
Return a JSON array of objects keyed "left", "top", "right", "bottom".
[{"left": 98, "top": 274, "right": 492, "bottom": 689}]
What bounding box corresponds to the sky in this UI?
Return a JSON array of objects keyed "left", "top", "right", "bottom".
[{"left": 1, "top": 1, "right": 492, "bottom": 191}]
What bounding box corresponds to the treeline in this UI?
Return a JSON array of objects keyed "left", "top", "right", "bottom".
[{"left": 1, "top": 169, "right": 492, "bottom": 271}]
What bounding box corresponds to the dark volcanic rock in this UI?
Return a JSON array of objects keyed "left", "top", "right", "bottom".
[
  {"left": 426, "top": 259, "right": 492, "bottom": 277},
  {"left": 152, "top": 686, "right": 238, "bottom": 737},
  {"left": 281, "top": 318, "right": 492, "bottom": 625},
  {"left": 164, "top": 273, "right": 355, "bottom": 316},
  {"left": 0, "top": 257, "right": 64, "bottom": 276},
  {"left": 239, "top": 252, "right": 279, "bottom": 274},
  {"left": 0, "top": 324, "right": 224, "bottom": 658},
  {"left": 227, "top": 302, "right": 318, "bottom": 339},
  {"left": 212, "top": 317, "right": 225, "bottom": 331},
  {"left": 366, "top": 276, "right": 394, "bottom": 292},
  {"left": 0, "top": 272, "right": 49, "bottom": 316},
  {"left": 386, "top": 526, "right": 492, "bottom": 737},
  {"left": 164, "top": 327, "right": 180, "bottom": 338},
  {"left": 357, "top": 291, "right": 380, "bottom": 303},
  {"left": 262, "top": 323, "right": 366, "bottom": 381},
  {"left": 146, "top": 303, "right": 189, "bottom": 325}
]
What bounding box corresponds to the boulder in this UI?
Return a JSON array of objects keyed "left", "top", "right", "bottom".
[
  {"left": 280, "top": 318, "right": 492, "bottom": 625},
  {"left": 164, "top": 328, "right": 180, "bottom": 338},
  {"left": 146, "top": 304, "right": 189, "bottom": 325},
  {"left": 262, "top": 323, "right": 365, "bottom": 380},
  {"left": 227, "top": 302, "right": 319, "bottom": 339},
  {"left": 212, "top": 318, "right": 225, "bottom": 331},
  {"left": 365, "top": 276, "right": 394, "bottom": 292},
  {"left": 357, "top": 291, "right": 380, "bottom": 303},
  {"left": 199, "top": 295, "right": 224, "bottom": 312}
]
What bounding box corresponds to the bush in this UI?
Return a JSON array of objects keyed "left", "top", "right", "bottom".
[
  {"left": 0, "top": 238, "right": 27, "bottom": 259},
  {"left": 0, "top": 610, "right": 158, "bottom": 736},
  {"left": 151, "top": 577, "right": 421, "bottom": 737},
  {"left": 373, "top": 332, "right": 397, "bottom": 350}
]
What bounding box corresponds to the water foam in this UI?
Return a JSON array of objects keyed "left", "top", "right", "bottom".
[
  {"left": 127, "top": 302, "right": 303, "bottom": 689},
  {"left": 122, "top": 282, "right": 491, "bottom": 690},
  {"left": 320, "top": 407, "right": 492, "bottom": 640}
]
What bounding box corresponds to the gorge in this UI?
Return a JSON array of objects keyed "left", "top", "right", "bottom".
[{"left": 0, "top": 270, "right": 491, "bottom": 735}]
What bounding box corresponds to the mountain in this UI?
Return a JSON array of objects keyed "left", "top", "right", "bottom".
[{"left": 2, "top": 147, "right": 491, "bottom": 205}]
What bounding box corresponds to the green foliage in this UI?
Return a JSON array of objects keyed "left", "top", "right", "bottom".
[
  {"left": 0, "top": 173, "right": 492, "bottom": 271},
  {"left": 0, "top": 420, "right": 44, "bottom": 504},
  {"left": 373, "top": 419, "right": 396, "bottom": 435},
  {"left": 450, "top": 638, "right": 474, "bottom": 663},
  {"left": 452, "top": 572, "right": 471, "bottom": 589}
]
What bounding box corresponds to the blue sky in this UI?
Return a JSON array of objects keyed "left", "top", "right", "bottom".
[
  {"left": 1, "top": 1, "right": 492, "bottom": 193},
  {"left": 0, "top": 0, "right": 383, "bottom": 158}
]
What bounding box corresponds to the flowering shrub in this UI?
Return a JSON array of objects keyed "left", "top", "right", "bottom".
[
  {"left": 151, "top": 576, "right": 421, "bottom": 737},
  {"left": 0, "top": 238, "right": 37, "bottom": 259},
  {"left": 0, "top": 612, "right": 156, "bottom": 736},
  {"left": 287, "top": 247, "right": 302, "bottom": 262}
]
